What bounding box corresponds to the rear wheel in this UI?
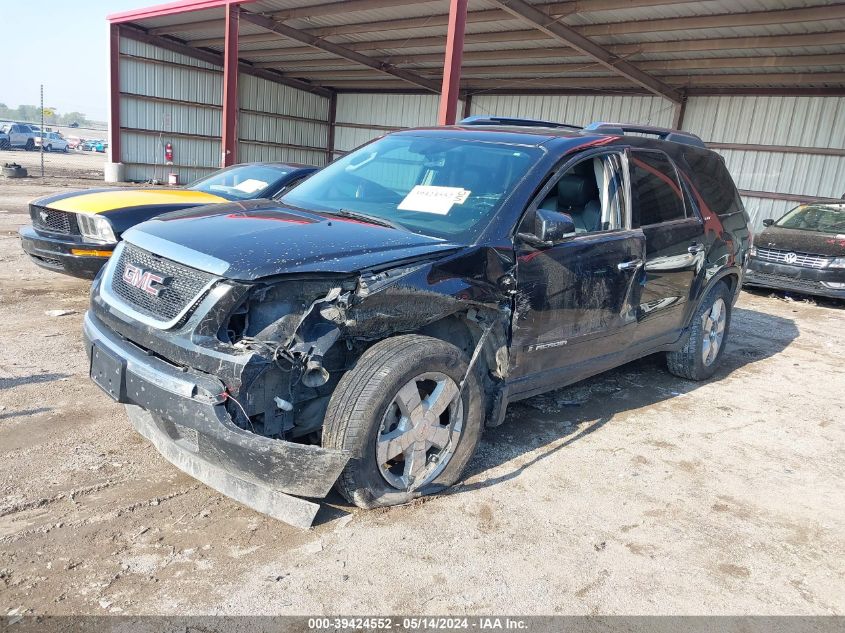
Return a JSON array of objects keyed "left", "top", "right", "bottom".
[
  {"left": 667, "top": 282, "right": 731, "bottom": 381},
  {"left": 24, "top": 138, "right": 34, "bottom": 151},
  {"left": 323, "top": 335, "right": 484, "bottom": 509},
  {"left": 45, "top": 144, "right": 52, "bottom": 152}
]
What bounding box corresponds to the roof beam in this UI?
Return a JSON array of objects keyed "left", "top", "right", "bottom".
[
  {"left": 316, "top": 72, "right": 845, "bottom": 91},
  {"left": 244, "top": 31, "right": 845, "bottom": 65},
  {"left": 300, "top": 0, "right": 702, "bottom": 38},
  {"left": 118, "top": 25, "right": 333, "bottom": 98},
  {"left": 152, "top": 0, "right": 701, "bottom": 37},
  {"left": 309, "top": 3, "right": 845, "bottom": 38},
  {"left": 268, "top": 54, "right": 845, "bottom": 76},
  {"left": 271, "top": 0, "right": 424, "bottom": 20},
  {"left": 190, "top": 5, "right": 845, "bottom": 49},
  {"left": 239, "top": 10, "right": 442, "bottom": 92},
  {"left": 489, "top": 0, "right": 682, "bottom": 102}
]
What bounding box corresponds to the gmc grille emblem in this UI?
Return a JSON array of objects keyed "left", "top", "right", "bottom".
[{"left": 122, "top": 263, "right": 171, "bottom": 297}]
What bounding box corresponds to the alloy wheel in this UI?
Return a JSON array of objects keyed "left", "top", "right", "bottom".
[
  {"left": 375, "top": 372, "right": 463, "bottom": 491},
  {"left": 701, "top": 297, "right": 727, "bottom": 367}
]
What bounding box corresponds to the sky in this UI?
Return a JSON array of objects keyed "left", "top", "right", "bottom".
[{"left": 0, "top": 1, "right": 154, "bottom": 121}]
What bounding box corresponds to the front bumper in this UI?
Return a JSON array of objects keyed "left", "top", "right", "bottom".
[
  {"left": 744, "top": 258, "right": 845, "bottom": 299},
  {"left": 19, "top": 225, "right": 112, "bottom": 279},
  {"left": 82, "top": 310, "right": 350, "bottom": 528}
]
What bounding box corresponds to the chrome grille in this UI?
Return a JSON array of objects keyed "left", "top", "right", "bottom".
[
  {"left": 110, "top": 242, "right": 216, "bottom": 323},
  {"left": 31, "top": 205, "right": 78, "bottom": 235},
  {"left": 755, "top": 247, "right": 828, "bottom": 269}
]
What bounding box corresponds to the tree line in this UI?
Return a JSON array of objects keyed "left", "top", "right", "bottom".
[{"left": 0, "top": 103, "right": 92, "bottom": 127}]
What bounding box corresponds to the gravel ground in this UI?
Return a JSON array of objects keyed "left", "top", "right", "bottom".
[{"left": 0, "top": 152, "right": 843, "bottom": 616}]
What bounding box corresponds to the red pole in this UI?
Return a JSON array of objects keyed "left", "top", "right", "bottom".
[
  {"left": 109, "top": 24, "right": 121, "bottom": 164},
  {"left": 222, "top": 2, "right": 240, "bottom": 166},
  {"left": 437, "top": 0, "right": 467, "bottom": 126}
]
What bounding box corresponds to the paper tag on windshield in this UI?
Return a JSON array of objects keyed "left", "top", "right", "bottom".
[
  {"left": 398, "top": 185, "right": 471, "bottom": 215},
  {"left": 233, "top": 178, "right": 267, "bottom": 194}
]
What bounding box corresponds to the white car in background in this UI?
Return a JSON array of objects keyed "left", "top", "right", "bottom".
[{"left": 34, "top": 132, "right": 69, "bottom": 153}]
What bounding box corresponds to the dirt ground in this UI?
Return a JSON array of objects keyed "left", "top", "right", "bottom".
[{"left": 0, "top": 150, "right": 843, "bottom": 616}]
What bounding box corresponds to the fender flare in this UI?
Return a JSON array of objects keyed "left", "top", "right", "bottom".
[{"left": 682, "top": 266, "right": 742, "bottom": 332}]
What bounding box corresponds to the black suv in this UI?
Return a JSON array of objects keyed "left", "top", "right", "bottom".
[{"left": 83, "top": 118, "right": 751, "bottom": 527}]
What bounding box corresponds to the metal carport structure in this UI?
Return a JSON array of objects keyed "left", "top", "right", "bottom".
[{"left": 106, "top": 0, "right": 845, "bottom": 228}]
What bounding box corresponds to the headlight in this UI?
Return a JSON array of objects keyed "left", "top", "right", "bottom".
[
  {"left": 748, "top": 246, "right": 757, "bottom": 257},
  {"left": 828, "top": 257, "right": 845, "bottom": 269},
  {"left": 76, "top": 214, "right": 116, "bottom": 243}
]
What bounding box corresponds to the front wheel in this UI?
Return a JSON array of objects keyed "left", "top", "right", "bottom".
[
  {"left": 667, "top": 282, "right": 732, "bottom": 381},
  {"left": 323, "top": 335, "right": 484, "bottom": 509}
]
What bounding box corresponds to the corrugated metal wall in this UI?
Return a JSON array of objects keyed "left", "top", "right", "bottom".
[
  {"left": 117, "top": 35, "right": 331, "bottom": 183},
  {"left": 119, "top": 37, "right": 222, "bottom": 183},
  {"left": 682, "top": 96, "right": 845, "bottom": 229},
  {"left": 238, "top": 74, "right": 330, "bottom": 167},
  {"left": 334, "top": 94, "right": 464, "bottom": 159},
  {"left": 471, "top": 94, "right": 676, "bottom": 128}
]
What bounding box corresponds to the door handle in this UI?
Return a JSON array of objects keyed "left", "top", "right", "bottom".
[
  {"left": 617, "top": 259, "right": 643, "bottom": 271},
  {"left": 688, "top": 243, "right": 705, "bottom": 254}
]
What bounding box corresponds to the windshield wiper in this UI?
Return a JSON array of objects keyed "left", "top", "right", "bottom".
[{"left": 326, "top": 208, "right": 407, "bottom": 231}]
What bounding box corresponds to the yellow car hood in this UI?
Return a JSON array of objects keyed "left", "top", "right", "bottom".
[{"left": 46, "top": 189, "right": 227, "bottom": 214}]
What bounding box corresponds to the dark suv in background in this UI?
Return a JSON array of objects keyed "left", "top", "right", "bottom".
[{"left": 83, "top": 118, "right": 751, "bottom": 527}]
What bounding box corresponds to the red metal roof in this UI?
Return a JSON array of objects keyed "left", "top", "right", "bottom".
[{"left": 108, "top": 0, "right": 257, "bottom": 24}]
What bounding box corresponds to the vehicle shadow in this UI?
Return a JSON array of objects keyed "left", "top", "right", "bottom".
[
  {"left": 0, "top": 373, "right": 70, "bottom": 389},
  {"left": 452, "top": 304, "right": 800, "bottom": 494},
  {"left": 0, "top": 407, "right": 52, "bottom": 422},
  {"left": 314, "top": 305, "right": 799, "bottom": 523},
  {"left": 742, "top": 286, "right": 845, "bottom": 310}
]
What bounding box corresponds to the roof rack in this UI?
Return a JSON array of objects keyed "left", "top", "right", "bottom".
[
  {"left": 584, "top": 122, "right": 706, "bottom": 148},
  {"left": 459, "top": 115, "right": 581, "bottom": 131}
]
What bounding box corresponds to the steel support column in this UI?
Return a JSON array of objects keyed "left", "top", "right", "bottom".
[
  {"left": 326, "top": 91, "right": 337, "bottom": 163},
  {"left": 437, "top": 0, "right": 468, "bottom": 125},
  {"left": 108, "top": 24, "right": 121, "bottom": 163},
  {"left": 222, "top": 3, "right": 240, "bottom": 167}
]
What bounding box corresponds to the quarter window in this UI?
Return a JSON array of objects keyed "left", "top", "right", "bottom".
[{"left": 630, "top": 151, "right": 685, "bottom": 226}]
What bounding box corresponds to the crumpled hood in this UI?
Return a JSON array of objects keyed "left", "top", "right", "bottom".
[
  {"left": 122, "top": 199, "right": 460, "bottom": 281},
  {"left": 35, "top": 188, "right": 227, "bottom": 215},
  {"left": 758, "top": 226, "right": 845, "bottom": 257}
]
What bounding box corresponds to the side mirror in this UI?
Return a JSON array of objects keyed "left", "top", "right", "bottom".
[
  {"left": 762, "top": 218, "right": 775, "bottom": 227},
  {"left": 534, "top": 208, "right": 576, "bottom": 244}
]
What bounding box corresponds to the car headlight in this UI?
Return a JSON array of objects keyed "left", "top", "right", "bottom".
[
  {"left": 828, "top": 257, "right": 845, "bottom": 269},
  {"left": 76, "top": 213, "right": 116, "bottom": 243},
  {"left": 748, "top": 245, "right": 757, "bottom": 257}
]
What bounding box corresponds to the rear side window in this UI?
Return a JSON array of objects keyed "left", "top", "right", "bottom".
[
  {"left": 630, "top": 150, "right": 686, "bottom": 226},
  {"left": 682, "top": 149, "right": 744, "bottom": 218}
]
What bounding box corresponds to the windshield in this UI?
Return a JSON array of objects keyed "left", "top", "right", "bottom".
[
  {"left": 188, "top": 164, "right": 291, "bottom": 200},
  {"left": 775, "top": 203, "right": 845, "bottom": 234},
  {"left": 280, "top": 134, "right": 542, "bottom": 242}
]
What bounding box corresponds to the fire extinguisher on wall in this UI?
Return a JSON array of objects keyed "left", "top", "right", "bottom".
[{"left": 164, "top": 142, "right": 173, "bottom": 164}]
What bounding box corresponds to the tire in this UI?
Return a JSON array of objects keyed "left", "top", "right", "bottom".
[
  {"left": 24, "top": 138, "right": 34, "bottom": 151},
  {"left": 323, "top": 334, "right": 484, "bottom": 509},
  {"left": 667, "top": 281, "right": 732, "bottom": 381},
  {"left": 2, "top": 164, "right": 27, "bottom": 178},
  {"left": 45, "top": 145, "right": 52, "bottom": 152}
]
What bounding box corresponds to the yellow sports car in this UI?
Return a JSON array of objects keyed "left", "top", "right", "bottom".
[{"left": 19, "top": 162, "right": 316, "bottom": 279}]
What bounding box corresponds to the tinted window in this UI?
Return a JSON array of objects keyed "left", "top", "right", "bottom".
[
  {"left": 630, "top": 151, "right": 686, "bottom": 226},
  {"left": 682, "top": 149, "right": 743, "bottom": 217}
]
